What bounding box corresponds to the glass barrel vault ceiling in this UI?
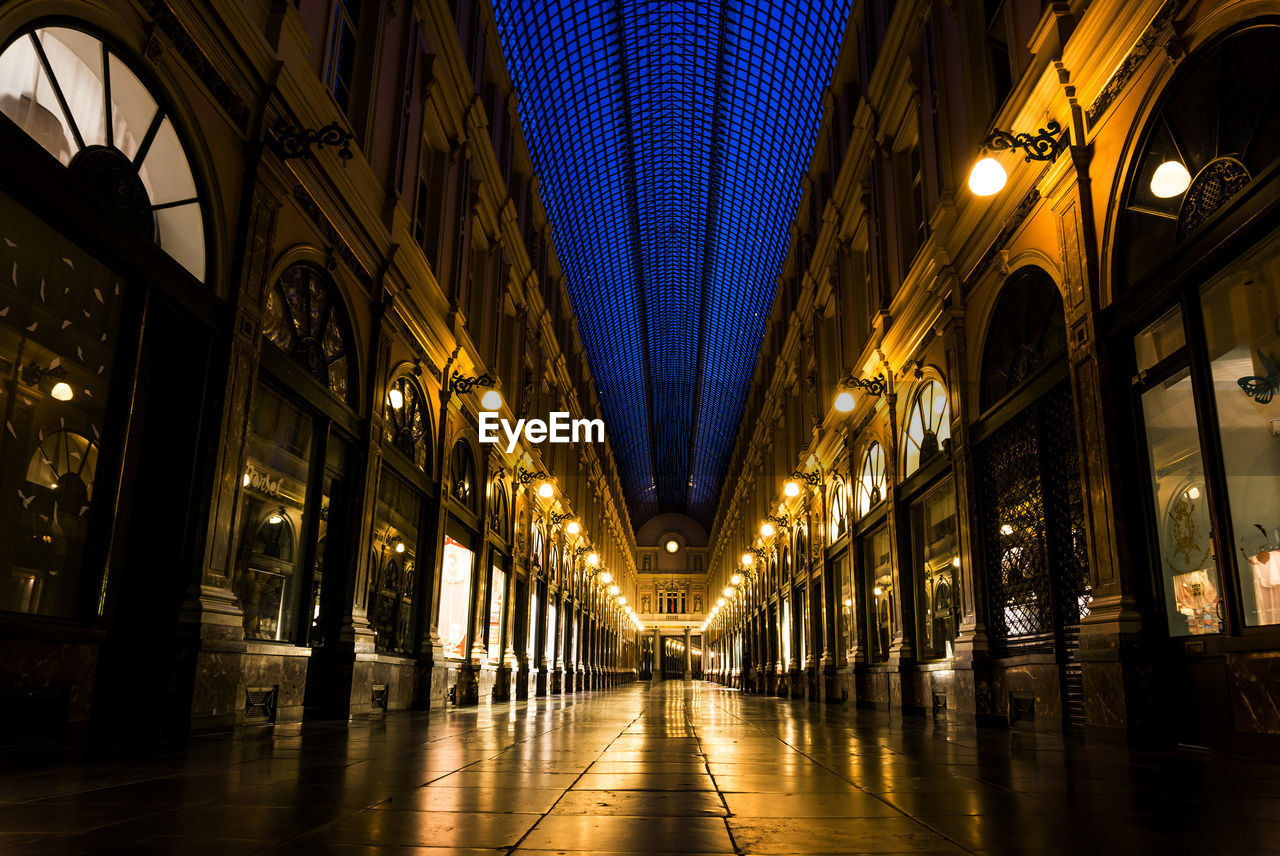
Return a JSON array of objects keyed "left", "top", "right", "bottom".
[{"left": 492, "top": 0, "right": 850, "bottom": 525}]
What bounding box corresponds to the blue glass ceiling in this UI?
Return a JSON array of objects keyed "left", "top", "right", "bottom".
[{"left": 493, "top": 0, "right": 850, "bottom": 524}]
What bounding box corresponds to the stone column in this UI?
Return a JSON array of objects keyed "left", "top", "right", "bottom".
[
  {"left": 651, "top": 627, "right": 661, "bottom": 682},
  {"left": 683, "top": 627, "right": 693, "bottom": 680}
]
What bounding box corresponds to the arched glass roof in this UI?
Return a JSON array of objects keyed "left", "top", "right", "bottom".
[{"left": 493, "top": 0, "right": 849, "bottom": 523}]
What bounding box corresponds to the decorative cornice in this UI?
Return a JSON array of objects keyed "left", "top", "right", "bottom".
[
  {"left": 144, "top": 1, "right": 250, "bottom": 129},
  {"left": 1085, "top": 0, "right": 1177, "bottom": 131},
  {"left": 290, "top": 184, "right": 374, "bottom": 289}
]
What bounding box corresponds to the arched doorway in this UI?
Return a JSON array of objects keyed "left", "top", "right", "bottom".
[{"left": 975, "top": 266, "right": 1092, "bottom": 733}]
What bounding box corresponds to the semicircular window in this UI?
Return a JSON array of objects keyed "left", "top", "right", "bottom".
[
  {"left": 384, "top": 375, "right": 430, "bottom": 471},
  {"left": 449, "top": 440, "right": 476, "bottom": 510},
  {"left": 263, "top": 264, "right": 354, "bottom": 404},
  {"left": 856, "top": 442, "right": 887, "bottom": 518},
  {"left": 904, "top": 380, "right": 951, "bottom": 477},
  {"left": 1120, "top": 24, "right": 1280, "bottom": 287},
  {"left": 0, "top": 26, "right": 206, "bottom": 280},
  {"left": 979, "top": 268, "right": 1066, "bottom": 412}
]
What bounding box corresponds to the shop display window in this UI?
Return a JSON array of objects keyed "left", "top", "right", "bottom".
[
  {"left": 903, "top": 380, "right": 950, "bottom": 477},
  {"left": 865, "top": 524, "right": 893, "bottom": 662},
  {"left": 232, "top": 385, "right": 312, "bottom": 641},
  {"left": 828, "top": 478, "right": 849, "bottom": 544},
  {"left": 1201, "top": 232, "right": 1280, "bottom": 626},
  {"left": 369, "top": 467, "right": 422, "bottom": 654},
  {"left": 780, "top": 598, "right": 791, "bottom": 665},
  {"left": 527, "top": 588, "right": 538, "bottom": 658},
  {"left": 912, "top": 479, "right": 959, "bottom": 658},
  {"left": 547, "top": 600, "right": 558, "bottom": 662},
  {"left": 0, "top": 191, "right": 123, "bottom": 618},
  {"left": 837, "top": 552, "right": 854, "bottom": 658},
  {"left": 1139, "top": 358, "right": 1222, "bottom": 636},
  {"left": 438, "top": 532, "right": 474, "bottom": 659},
  {"left": 487, "top": 565, "right": 506, "bottom": 662},
  {"left": 0, "top": 27, "right": 206, "bottom": 279}
]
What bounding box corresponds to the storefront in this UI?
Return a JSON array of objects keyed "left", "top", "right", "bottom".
[
  {"left": 1111, "top": 21, "right": 1280, "bottom": 749},
  {"left": 438, "top": 438, "right": 481, "bottom": 703},
  {"left": 0, "top": 21, "right": 222, "bottom": 748}
]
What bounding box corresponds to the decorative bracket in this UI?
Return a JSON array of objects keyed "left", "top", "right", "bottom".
[
  {"left": 516, "top": 468, "right": 548, "bottom": 485},
  {"left": 449, "top": 371, "right": 493, "bottom": 396},
  {"left": 980, "top": 119, "right": 1066, "bottom": 162},
  {"left": 789, "top": 470, "right": 822, "bottom": 488},
  {"left": 839, "top": 373, "right": 888, "bottom": 397},
  {"left": 272, "top": 120, "right": 355, "bottom": 162}
]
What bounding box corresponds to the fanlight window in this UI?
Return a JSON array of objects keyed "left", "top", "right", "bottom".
[
  {"left": 0, "top": 27, "right": 206, "bottom": 279},
  {"left": 979, "top": 268, "right": 1066, "bottom": 412},
  {"left": 263, "top": 264, "right": 354, "bottom": 404},
  {"left": 903, "top": 380, "right": 951, "bottom": 476},
  {"left": 856, "top": 442, "right": 887, "bottom": 518},
  {"left": 1119, "top": 25, "right": 1280, "bottom": 287},
  {"left": 385, "top": 375, "right": 429, "bottom": 471},
  {"left": 828, "top": 478, "right": 849, "bottom": 544},
  {"left": 449, "top": 440, "right": 476, "bottom": 509},
  {"left": 532, "top": 522, "right": 545, "bottom": 571},
  {"left": 489, "top": 484, "right": 509, "bottom": 538}
]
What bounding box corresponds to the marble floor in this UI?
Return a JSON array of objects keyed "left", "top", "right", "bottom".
[{"left": 0, "top": 681, "right": 1277, "bottom": 854}]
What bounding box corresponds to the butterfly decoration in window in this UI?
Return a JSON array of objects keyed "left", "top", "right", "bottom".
[{"left": 1238, "top": 348, "right": 1280, "bottom": 404}]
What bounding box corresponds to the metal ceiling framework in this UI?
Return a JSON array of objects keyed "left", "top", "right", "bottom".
[{"left": 492, "top": 0, "right": 849, "bottom": 524}]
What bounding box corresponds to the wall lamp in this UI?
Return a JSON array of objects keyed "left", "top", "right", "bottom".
[
  {"left": 834, "top": 373, "right": 888, "bottom": 412},
  {"left": 967, "top": 119, "right": 1066, "bottom": 197}
]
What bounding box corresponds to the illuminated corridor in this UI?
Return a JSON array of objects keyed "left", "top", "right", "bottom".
[{"left": 2, "top": 682, "right": 1276, "bottom": 854}]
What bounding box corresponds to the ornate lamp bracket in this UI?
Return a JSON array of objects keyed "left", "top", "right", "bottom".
[
  {"left": 790, "top": 470, "right": 822, "bottom": 488},
  {"left": 450, "top": 371, "right": 494, "bottom": 395},
  {"left": 980, "top": 119, "right": 1066, "bottom": 162},
  {"left": 272, "top": 120, "right": 355, "bottom": 162},
  {"left": 516, "top": 468, "right": 548, "bottom": 485},
  {"left": 839, "top": 373, "right": 888, "bottom": 397},
  {"left": 550, "top": 511, "right": 573, "bottom": 525}
]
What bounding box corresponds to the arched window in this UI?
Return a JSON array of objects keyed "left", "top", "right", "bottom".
[
  {"left": 262, "top": 264, "right": 355, "bottom": 404},
  {"left": 855, "top": 442, "right": 887, "bottom": 518},
  {"left": 903, "top": 380, "right": 951, "bottom": 477},
  {"left": 384, "top": 375, "right": 430, "bottom": 471},
  {"left": 489, "top": 483, "right": 509, "bottom": 538},
  {"left": 979, "top": 268, "right": 1066, "bottom": 412},
  {"left": 531, "top": 522, "right": 545, "bottom": 573},
  {"left": 449, "top": 440, "right": 476, "bottom": 509},
  {"left": 0, "top": 26, "right": 206, "bottom": 279},
  {"left": 1119, "top": 25, "right": 1280, "bottom": 288},
  {"left": 828, "top": 478, "right": 849, "bottom": 544},
  {"left": 795, "top": 527, "right": 808, "bottom": 573}
]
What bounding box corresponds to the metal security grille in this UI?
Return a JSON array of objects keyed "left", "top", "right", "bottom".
[
  {"left": 980, "top": 405, "right": 1052, "bottom": 646},
  {"left": 979, "top": 381, "right": 1091, "bottom": 653}
]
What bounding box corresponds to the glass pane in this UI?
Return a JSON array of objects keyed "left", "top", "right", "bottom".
[
  {"left": 913, "top": 479, "right": 959, "bottom": 658},
  {"left": 439, "top": 532, "right": 474, "bottom": 659},
  {"left": 1201, "top": 229, "right": 1280, "bottom": 626},
  {"left": 865, "top": 524, "right": 893, "bottom": 662},
  {"left": 40, "top": 29, "right": 105, "bottom": 149},
  {"left": 1141, "top": 367, "right": 1222, "bottom": 635},
  {"left": 154, "top": 202, "right": 205, "bottom": 282},
  {"left": 233, "top": 384, "right": 313, "bottom": 641},
  {"left": 0, "top": 34, "right": 76, "bottom": 163},
  {"left": 0, "top": 190, "right": 124, "bottom": 618},
  {"left": 488, "top": 566, "right": 505, "bottom": 662},
  {"left": 548, "top": 600, "right": 558, "bottom": 663},
  {"left": 107, "top": 54, "right": 156, "bottom": 161},
  {"left": 1134, "top": 306, "right": 1187, "bottom": 374},
  {"left": 526, "top": 589, "right": 537, "bottom": 658},
  {"left": 138, "top": 117, "right": 197, "bottom": 204},
  {"left": 369, "top": 467, "right": 422, "bottom": 654},
  {"left": 780, "top": 599, "right": 791, "bottom": 665}
]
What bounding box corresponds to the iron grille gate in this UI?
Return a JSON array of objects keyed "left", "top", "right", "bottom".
[{"left": 978, "top": 380, "right": 1092, "bottom": 733}]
